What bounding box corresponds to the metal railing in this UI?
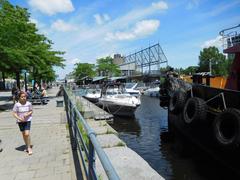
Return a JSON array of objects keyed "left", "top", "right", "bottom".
[
  {"left": 219, "top": 24, "right": 240, "bottom": 49},
  {"left": 63, "top": 87, "right": 120, "bottom": 180}
]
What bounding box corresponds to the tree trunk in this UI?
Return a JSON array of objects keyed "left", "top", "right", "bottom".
[{"left": 16, "top": 72, "right": 20, "bottom": 89}]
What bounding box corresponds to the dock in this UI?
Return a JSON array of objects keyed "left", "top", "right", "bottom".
[
  {"left": 0, "top": 87, "right": 164, "bottom": 180},
  {"left": 0, "top": 87, "right": 75, "bottom": 180}
]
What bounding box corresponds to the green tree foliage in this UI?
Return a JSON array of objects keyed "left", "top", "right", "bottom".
[
  {"left": 159, "top": 65, "right": 172, "bottom": 74},
  {"left": 0, "top": 0, "right": 65, "bottom": 88},
  {"left": 73, "top": 63, "right": 96, "bottom": 80},
  {"left": 182, "top": 66, "right": 199, "bottom": 75},
  {"left": 96, "top": 56, "right": 121, "bottom": 77},
  {"left": 198, "top": 46, "right": 229, "bottom": 76}
]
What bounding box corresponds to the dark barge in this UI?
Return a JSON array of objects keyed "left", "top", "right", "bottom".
[{"left": 159, "top": 24, "right": 240, "bottom": 175}]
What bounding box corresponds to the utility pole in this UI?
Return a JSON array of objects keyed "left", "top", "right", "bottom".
[
  {"left": 24, "top": 71, "right": 27, "bottom": 91},
  {"left": 209, "top": 58, "right": 212, "bottom": 75}
]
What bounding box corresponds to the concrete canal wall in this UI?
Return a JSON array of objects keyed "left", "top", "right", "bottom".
[{"left": 76, "top": 96, "right": 164, "bottom": 180}]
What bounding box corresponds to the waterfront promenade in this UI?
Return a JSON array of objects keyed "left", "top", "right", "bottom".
[{"left": 0, "top": 87, "right": 76, "bottom": 180}]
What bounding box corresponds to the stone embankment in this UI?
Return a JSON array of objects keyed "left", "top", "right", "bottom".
[{"left": 77, "top": 96, "right": 164, "bottom": 180}]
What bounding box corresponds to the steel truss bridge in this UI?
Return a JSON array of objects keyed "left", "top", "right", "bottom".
[{"left": 120, "top": 43, "right": 168, "bottom": 75}]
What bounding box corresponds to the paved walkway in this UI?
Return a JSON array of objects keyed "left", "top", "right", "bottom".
[{"left": 0, "top": 87, "right": 76, "bottom": 180}]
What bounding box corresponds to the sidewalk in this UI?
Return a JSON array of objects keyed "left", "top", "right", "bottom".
[{"left": 0, "top": 87, "right": 76, "bottom": 180}]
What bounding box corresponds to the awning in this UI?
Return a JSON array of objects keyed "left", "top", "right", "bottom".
[
  {"left": 109, "top": 76, "right": 127, "bottom": 81},
  {"left": 67, "top": 79, "right": 75, "bottom": 83},
  {"left": 92, "top": 76, "right": 106, "bottom": 82},
  {"left": 80, "top": 76, "right": 92, "bottom": 80}
]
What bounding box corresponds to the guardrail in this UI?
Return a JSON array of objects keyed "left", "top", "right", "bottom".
[{"left": 63, "top": 87, "right": 120, "bottom": 180}]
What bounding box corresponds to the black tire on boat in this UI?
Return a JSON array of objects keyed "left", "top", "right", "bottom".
[
  {"left": 213, "top": 108, "right": 240, "bottom": 146},
  {"left": 169, "top": 90, "right": 186, "bottom": 114},
  {"left": 183, "top": 97, "right": 207, "bottom": 124}
]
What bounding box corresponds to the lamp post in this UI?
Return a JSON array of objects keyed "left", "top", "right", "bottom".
[
  {"left": 209, "top": 58, "right": 213, "bottom": 75},
  {"left": 21, "top": 69, "right": 27, "bottom": 92}
]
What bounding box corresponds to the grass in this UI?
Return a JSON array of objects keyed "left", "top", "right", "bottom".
[
  {"left": 106, "top": 129, "right": 115, "bottom": 134},
  {"left": 116, "top": 142, "right": 125, "bottom": 147},
  {"left": 77, "top": 119, "right": 89, "bottom": 148}
]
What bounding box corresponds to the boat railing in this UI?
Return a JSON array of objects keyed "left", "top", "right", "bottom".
[
  {"left": 63, "top": 87, "right": 120, "bottom": 180},
  {"left": 219, "top": 24, "right": 240, "bottom": 49}
]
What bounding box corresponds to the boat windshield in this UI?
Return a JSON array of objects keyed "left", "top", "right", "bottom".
[
  {"left": 125, "top": 83, "right": 137, "bottom": 89},
  {"left": 87, "top": 89, "right": 101, "bottom": 94},
  {"left": 106, "top": 88, "right": 123, "bottom": 95}
]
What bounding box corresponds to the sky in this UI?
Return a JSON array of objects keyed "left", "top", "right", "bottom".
[{"left": 9, "top": 0, "right": 240, "bottom": 79}]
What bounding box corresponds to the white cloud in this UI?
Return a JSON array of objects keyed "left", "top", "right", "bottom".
[
  {"left": 201, "top": 36, "right": 222, "bottom": 48},
  {"left": 186, "top": 0, "right": 200, "bottom": 10},
  {"left": 105, "top": 32, "right": 135, "bottom": 41},
  {"left": 29, "top": 18, "right": 38, "bottom": 25},
  {"left": 94, "top": 13, "right": 111, "bottom": 25},
  {"left": 105, "top": 19, "right": 160, "bottom": 41},
  {"left": 70, "top": 58, "right": 80, "bottom": 65},
  {"left": 134, "top": 20, "right": 160, "bottom": 36},
  {"left": 28, "top": 0, "right": 74, "bottom": 15},
  {"left": 51, "top": 19, "right": 77, "bottom": 32},
  {"left": 103, "top": 14, "right": 110, "bottom": 21},
  {"left": 152, "top": 1, "right": 168, "bottom": 10},
  {"left": 43, "top": 1, "right": 168, "bottom": 78}
]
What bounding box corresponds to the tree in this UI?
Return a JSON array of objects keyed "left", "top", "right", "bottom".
[
  {"left": 73, "top": 63, "right": 96, "bottom": 80},
  {"left": 198, "top": 46, "right": 229, "bottom": 76},
  {"left": 0, "top": 0, "right": 65, "bottom": 89},
  {"left": 182, "top": 66, "right": 199, "bottom": 75},
  {"left": 96, "top": 56, "right": 121, "bottom": 77}
]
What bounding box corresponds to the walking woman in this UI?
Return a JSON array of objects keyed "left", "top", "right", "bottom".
[{"left": 13, "top": 91, "right": 33, "bottom": 155}]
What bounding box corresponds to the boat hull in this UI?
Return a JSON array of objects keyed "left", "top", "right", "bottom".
[
  {"left": 165, "top": 83, "right": 240, "bottom": 176},
  {"left": 98, "top": 100, "right": 138, "bottom": 117},
  {"left": 83, "top": 96, "right": 99, "bottom": 103}
]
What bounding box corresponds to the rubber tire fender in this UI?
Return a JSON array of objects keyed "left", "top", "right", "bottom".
[
  {"left": 213, "top": 108, "right": 240, "bottom": 146},
  {"left": 183, "top": 97, "right": 207, "bottom": 124},
  {"left": 169, "top": 90, "right": 186, "bottom": 114}
]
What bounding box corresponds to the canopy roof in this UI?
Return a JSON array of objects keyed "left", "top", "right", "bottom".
[
  {"left": 109, "top": 76, "right": 127, "bottom": 81},
  {"left": 92, "top": 76, "right": 106, "bottom": 82}
]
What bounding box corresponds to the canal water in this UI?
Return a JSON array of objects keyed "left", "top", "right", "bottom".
[{"left": 109, "top": 95, "right": 235, "bottom": 180}]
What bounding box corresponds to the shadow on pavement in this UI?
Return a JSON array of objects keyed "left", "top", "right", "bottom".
[
  {"left": 68, "top": 124, "right": 84, "bottom": 180},
  {"left": 15, "top": 144, "right": 33, "bottom": 152},
  {"left": 0, "top": 95, "right": 13, "bottom": 111},
  {"left": 0, "top": 103, "right": 14, "bottom": 111},
  {"left": 15, "top": 145, "right": 26, "bottom": 152}
]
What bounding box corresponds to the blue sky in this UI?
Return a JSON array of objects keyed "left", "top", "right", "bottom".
[{"left": 9, "top": 0, "right": 240, "bottom": 79}]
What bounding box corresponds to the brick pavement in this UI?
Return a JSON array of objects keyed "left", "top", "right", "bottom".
[{"left": 0, "top": 87, "right": 76, "bottom": 180}]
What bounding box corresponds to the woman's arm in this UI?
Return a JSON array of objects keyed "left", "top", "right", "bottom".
[
  {"left": 24, "top": 110, "right": 33, "bottom": 119},
  {"left": 13, "top": 112, "right": 24, "bottom": 122}
]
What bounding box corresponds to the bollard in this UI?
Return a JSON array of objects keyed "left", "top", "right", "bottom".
[{"left": 56, "top": 100, "right": 64, "bottom": 107}]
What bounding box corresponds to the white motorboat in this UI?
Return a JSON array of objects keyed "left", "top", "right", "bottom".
[
  {"left": 144, "top": 81, "right": 160, "bottom": 97},
  {"left": 98, "top": 84, "right": 141, "bottom": 116},
  {"left": 124, "top": 83, "right": 141, "bottom": 97},
  {"left": 83, "top": 88, "right": 101, "bottom": 103}
]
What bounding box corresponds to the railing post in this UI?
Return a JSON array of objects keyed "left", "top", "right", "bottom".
[
  {"left": 69, "top": 102, "right": 72, "bottom": 127},
  {"left": 72, "top": 110, "right": 77, "bottom": 150},
  {"left": 64, "top": 92, "right": 70, "bottom": 122},
  {"left": 88, "top": 140, "right": 96, "bottom": 180},
  {"left": 64, "top": 87, "right": 120, "bottom": 180}
]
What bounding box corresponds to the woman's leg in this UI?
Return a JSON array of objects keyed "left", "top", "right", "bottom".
[{"left": 23, "top": 130, "right": 32, "bottom": 154}]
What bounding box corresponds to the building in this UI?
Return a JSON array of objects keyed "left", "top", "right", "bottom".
[{"left": 113, "top": 54, "right": 139, "bottom": 76}]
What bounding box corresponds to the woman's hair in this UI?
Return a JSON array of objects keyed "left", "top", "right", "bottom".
[{"left": 19, "top": 91, "right": 27, "bottom": 97}]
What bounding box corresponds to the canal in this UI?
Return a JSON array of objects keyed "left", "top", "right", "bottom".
[{"left": 109, "top": 95, "right": 236, "bottom": 180}]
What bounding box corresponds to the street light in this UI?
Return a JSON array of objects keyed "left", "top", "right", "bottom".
[
  {"left": 209, "top": 58, "right": 213, "bottom": 75},
  {"left": 21, "top": 69, "right": 27, "bottom": 91}
]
